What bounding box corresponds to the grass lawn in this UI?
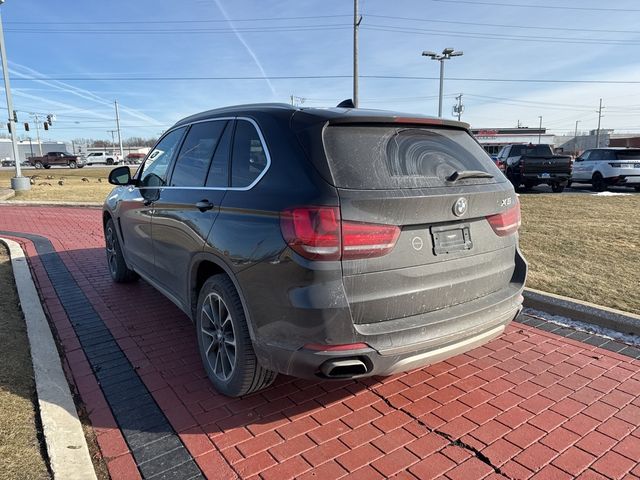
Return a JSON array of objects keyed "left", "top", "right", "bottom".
[
  {"left": 0, "top": 167, "right": 117, "bottom": 203},
  {"left": 519, "top": 193, "right": 640, "bottom": 315},
  {"left": 0, "top": 244, "right": 50, "bottom": 480}
]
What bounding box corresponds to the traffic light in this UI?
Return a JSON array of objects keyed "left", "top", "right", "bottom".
[
  {"left": 46, "top": 114, "right": 53, "bottom": 126},
  {"left": 43, "top": 122, "right": 49, "bottom": 131},
  {"left": 24, "top": 122, "right": 30, "bottom": 132},
  {"left": 13, "top": 110, "right": 17, "bottom": 122},
  {"left": 6, "top": 123, "right": 10, "bottom": 133}
]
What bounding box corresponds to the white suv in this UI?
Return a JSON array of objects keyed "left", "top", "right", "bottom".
[
  {"left": 571, "top": 148, "right": 640, "bottom": 192},
  {"left": 85, "top": 151, "right": 122, "bottom": 166}
]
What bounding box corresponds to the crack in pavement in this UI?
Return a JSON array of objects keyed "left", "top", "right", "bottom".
[{"left": 363, "top": 381, "right": 511, "bottom": 479}]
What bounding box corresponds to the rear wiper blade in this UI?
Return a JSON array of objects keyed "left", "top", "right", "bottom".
[{"left": 446, "top": 170, "right": 494, "bottom": 182}]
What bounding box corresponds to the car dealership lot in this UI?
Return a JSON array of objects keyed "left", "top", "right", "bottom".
[{"left": 1, "top": 205, "right": 639, "bottom": 480}]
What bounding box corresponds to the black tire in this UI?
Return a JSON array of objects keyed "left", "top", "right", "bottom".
[
  {"left": 566, "top": 180, "right": 572, "bottom": 188},
  {"left": 635, "top": 186, "right": 640, "bottom": 192},
  {"left": 44, "top": 165, "right": 51, "bottom": 169},
  {"left": 69, "top": 160, "right": 77, "bottom": 169},
  {"left": 34, "top": 161, "right": 43, "bottom": 169},
  {"left": 104, "top": 218, "right": 139, "bottom": 283},
  {"left": 107, "top": 158, "right": 114, "bottom": 165},
  {"left": 551, "top": 183, "right": 565, "bottom": 193},
  {"left": 196, "top": 275, "right": 276, "bottom": 397},
  {"left": 592, "top": 172, "right": 606, "bottom": 192}
]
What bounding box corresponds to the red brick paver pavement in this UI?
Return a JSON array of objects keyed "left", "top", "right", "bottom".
[{"left": 1, "top": 205, "right": 639, "bottom": 479}]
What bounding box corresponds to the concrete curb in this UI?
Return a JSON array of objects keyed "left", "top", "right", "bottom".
[
  {"left": 523, "top": 287, "right": 640, "bottom": 336},
  {"left": 0, "top": 200, "right": 101, "bottom": 207},
  {"left": 0, "top": 238, "right": 97, "bottom": 480},
  {"left": 0, "top": 188, "right": 15, "bottom": 201}
]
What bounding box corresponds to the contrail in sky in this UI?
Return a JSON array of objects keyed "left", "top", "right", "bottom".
[{"left": 212, "top": 0, "right": 277, "bottom": 96}]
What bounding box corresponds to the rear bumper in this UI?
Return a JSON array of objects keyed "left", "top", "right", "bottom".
[
  {"left": 521, "top": 173, "right": 570, "bottom": 185},
  {"left": 252, "top": 283, "right": 525, "bottom": 379}
]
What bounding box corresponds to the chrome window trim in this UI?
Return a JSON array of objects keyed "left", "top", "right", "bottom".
[{"left": 138, "top": 116, "right": 271, "bottom": 192}]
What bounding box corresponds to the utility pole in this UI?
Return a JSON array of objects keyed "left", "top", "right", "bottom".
[
  {"left": 0, "top": 3, "right": 29, "bottom": 190},
  {"left": 31, "top": 113, "right": 43, "bottom": 156},
  {"left": 453, "top": 93, "right": 464, "bottom": 121},
  {"left": 574, "top": 120, "right": 580, "bottom": 154},
  {"left": 114, "top": 100, "right": 124, "bottom": 159},
  {"left": 107, "top": 130, "right": 117, "bottom": 153},
  {"left": 538, "top": 116, "right": 543, "bottom": 144},
  {"left": 353, "top": 0, "right": 361, "bottom": 107},
  {"left": 595, "top": 98, "right": 604, "bottom": 148}
]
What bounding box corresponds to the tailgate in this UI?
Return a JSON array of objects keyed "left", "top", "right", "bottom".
[
  {"left": 339, "top": 186, "right": 519, "bottom": 324},
  {"left": 320, "top": 123, "right": 521, "bottom": 325},
  {"left": 522, "top": 155, "right": 572, "bottom": 175}
]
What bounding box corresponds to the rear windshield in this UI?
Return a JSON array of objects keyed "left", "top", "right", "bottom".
[
  {"left": 615, "top": 150, "right": 640, "bottom": 160},
  {"left": 322, "top": 125, "right": 502, "bottom": 189},
  {"left": 510, "top": 144, "right": 553, "bottom": 157}
]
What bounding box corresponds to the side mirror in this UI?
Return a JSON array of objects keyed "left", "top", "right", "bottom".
[{"left": 108, "top": 166, "right": 132, "bottom": 185}]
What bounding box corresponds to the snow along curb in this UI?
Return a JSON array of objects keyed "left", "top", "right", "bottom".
[
  {"left": 0, "top": 238, "right": 97, "bottom": 480},
  {"left": 523, "top": 287, "right": 640, "bottom": 337}
]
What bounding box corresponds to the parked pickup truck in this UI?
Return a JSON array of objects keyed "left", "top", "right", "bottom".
[
  {"left": 497, "top": 144, "right": 572, "bottom": 193},
  {"left": 28, "top": 151, "right": 85, "bottom": 169},
  {"left": 85, "top": 151, "right": 122, "bottom": 166}
]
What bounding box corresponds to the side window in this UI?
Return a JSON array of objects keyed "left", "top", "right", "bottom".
[
  {"left": 140, "top": 127, "right": 186, "bottom": 187},
  {"left": 170, "top": 121, "right": 227, "bottom": 187},
  {"left": 510, "top": 145, "right": 523, "bottom": 157},
  {"left": 231, "top": 120, "right": 269, "bottom": 188},
  {"left": 206, "top": 121, "right": 233, "bottom": 187},
  {"left": 600, "top": 150, "right": 616, "bottom": 161},
  {"left": 589, "top": 150, "right": 602, "bottom": 161},
  {"left": 578, "top": 151, "right": 590, "bottom": 161}
]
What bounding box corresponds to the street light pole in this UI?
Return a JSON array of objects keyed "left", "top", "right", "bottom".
[
  {"left": 574, "top": 120, "right": 580, "bottom": 154},
  {"left": 0, "top": 2, "right": 29, "bottom": 190},
  {"left": 114, "top": 100, "right": 124, "bottom": 159},
  {"left": 438, "top": 60, "right": 445, "bottom": 117},
  {"left": 422, "top": 48, "right": 463, "bottom": 118},
  {"left": 538, "top": 116, "right": 543, "bottom": 144}
]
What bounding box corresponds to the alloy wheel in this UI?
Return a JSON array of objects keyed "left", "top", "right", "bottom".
[
  {"left": 105, "top": 226, "right": 117, "bottom": 276},
  {"left": 201, "top": 293, "right": 237, "bottom": 381}
]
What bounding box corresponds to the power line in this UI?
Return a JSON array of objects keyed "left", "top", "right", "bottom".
[
  {"left": 4, "top": 25, "right": 351, "bottom": 34},
  {"left": 9, "top": 75, "right": 640, "bottom": 85},
  {"left": 4, "top": 14, "right": 352, "bottom": 25},
  {"left": 430, "top": 0, "right": 640, "bottom": 12},
  {"left": 364, "top": 14, "right": 640, "bottom": 35},
  {"left": 363, "top": 24, "right": 640, "bottom": 46}
]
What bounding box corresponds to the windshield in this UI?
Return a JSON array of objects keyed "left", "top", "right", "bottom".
[{"left": 510, "top": 144, "right": 553, "bottom": 157}]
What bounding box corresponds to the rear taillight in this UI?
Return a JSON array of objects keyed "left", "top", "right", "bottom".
[
  {"left": 486, "top": 200, "right": 521, "bottom": 237},
  {"left": 281, "top": 206, "right": 400, "bottom": 261}
]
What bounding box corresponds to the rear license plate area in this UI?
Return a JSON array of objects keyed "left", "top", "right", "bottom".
[
  {"left": 539, "top": 173, "right": 550, "bottom": 178},
  {"left": 431, "top": 224, "right": 472, "bottom": 255}
]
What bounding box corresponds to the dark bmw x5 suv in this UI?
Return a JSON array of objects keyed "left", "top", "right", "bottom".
[{"left": 103, "top": 104, "right": 527, "bottom": 397}]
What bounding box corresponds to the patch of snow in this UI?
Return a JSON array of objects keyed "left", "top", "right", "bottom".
[
  {"left": 591, "top": 191, "right": 632, "bottom": 196},
  {"left": 523, "top": 307, "right": 640, "bottom": 347}
]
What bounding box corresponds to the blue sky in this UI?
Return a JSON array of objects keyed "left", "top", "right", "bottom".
[{"left": 2, "top": 0, "right": 640, "bottom": 141}]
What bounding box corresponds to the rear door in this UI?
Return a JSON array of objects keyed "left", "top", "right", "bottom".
[
  {"left": 321, "top": 123, "right": 519, "bottom": 325},
  {"left": 118, "top": 127, "right": 186, "bottom": 277},
  {"left": 572, "top": 150, "right": 591, "bottom": 180},
  {"left": 151, "top": 119, "right": 231, "bottom": 304}
]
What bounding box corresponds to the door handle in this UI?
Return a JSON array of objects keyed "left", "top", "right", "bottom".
[{"left": 195, "top": 200, "right": 214, "bottom": 212}]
